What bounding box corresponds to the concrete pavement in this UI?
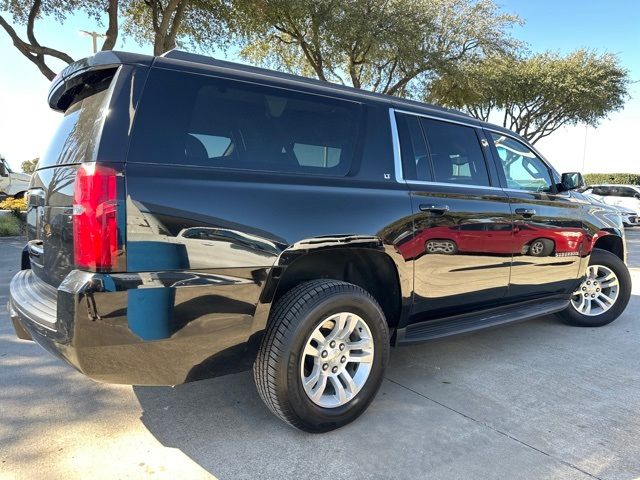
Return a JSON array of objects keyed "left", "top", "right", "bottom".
[{"left": 1, "top": 231, "right": 639, "bottom": 480}]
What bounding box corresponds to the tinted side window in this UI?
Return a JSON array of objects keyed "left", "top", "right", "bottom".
[
  {"left": 620, "top": 187, "right": 638, "bottom": 198},
  {"left": 130, "top": 69, "right": 360, "bottom": 175},
  {"left": 489, "top": 133, "right": 553, "bottom": 192},
  {"left": 420, "top": 119, "right": 490, "bottom": 187},
  {"left": 396, "top": 113, "right": 432, "bottom": 181},
  {"left": 592, "top": 186, "right": 610, "bottom": 196}
]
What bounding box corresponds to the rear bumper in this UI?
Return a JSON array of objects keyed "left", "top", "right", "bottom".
[{"left": 8, "top": 268, "right": 269, "bottom": 385}]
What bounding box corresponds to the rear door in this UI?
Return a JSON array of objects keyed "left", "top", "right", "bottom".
[
  {"left": 485, "top": 131, "right": 586, "bottom": 299},
  {"left": 394, "top": 111, "right": 513, "bottom": 319}
]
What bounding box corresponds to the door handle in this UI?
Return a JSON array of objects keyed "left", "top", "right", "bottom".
[
  {"left": 515, "top": 208, "right": 536, "bottom": 217},
  {"left": 419, "top": 204, "right": 450, "bottom": 214}
]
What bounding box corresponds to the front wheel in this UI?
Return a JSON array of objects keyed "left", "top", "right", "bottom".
[
  {"left": 254, "top": 280, "right": 389, "bottom": 432},
  {"left": 557, "top": 248, "right": 631, "bottom": 327}
]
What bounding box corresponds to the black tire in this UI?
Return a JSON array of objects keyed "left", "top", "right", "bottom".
[
  {"left": 253, "top": 279, "right": 389, "bottom": 432},
  {"left": 529, "top": 238, "right": 554, "bottom": 257},
  {"left": 557, "top": 248, "right": 631, "bottom": 327}
]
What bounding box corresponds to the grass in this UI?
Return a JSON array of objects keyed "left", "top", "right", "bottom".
[{"left": 0, "top": 214, "right": 22, "bottom": 236}]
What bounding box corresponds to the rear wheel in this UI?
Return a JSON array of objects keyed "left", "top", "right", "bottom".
[
  {"left": 558, "top": 248, "right": 631, "bottom": 327},
  {"left": 254, "top": 280, "right": 389, "bottom": 432}
]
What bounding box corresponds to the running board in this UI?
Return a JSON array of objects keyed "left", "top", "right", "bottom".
[{"left": 396, "top": 297, "right": 570, "bottom": 345}]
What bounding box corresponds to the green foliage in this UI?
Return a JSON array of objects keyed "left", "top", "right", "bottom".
[
  {"left": 0, "top": 214, "right": 21, "bottom": 236},
  {"left": 584, "top": 173, "right": 640, "bottom": 186},
  {"left": 428, "top": 49, "right": 630, "bottom": 143},
  {"left": 121, "top": 0, "right": 231, "bottom": 55},
  {"left": 21, "top": 158, "right": 39, "bottom": 173},
  {"left": 235, "top": 0, "right": 521, "bottom": 96}
]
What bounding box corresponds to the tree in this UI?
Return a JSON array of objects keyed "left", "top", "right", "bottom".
[
  {"left": 121, "top": 0, "right": 229, "bottom": 56},
  {"left": 233, "top": 0, "right": 520, "bottom": 97},
  {"left": 21, "top": 158, "right": 39, "bottom": 173},
  {"left": 0, "top": 0, "right": 118, "bottom": 80},
  {"left": 0, "top": 0, "right": 225, "bottom": 80},
  {"left": 427, "top": 50, "right": 630, "bottom": 143}
]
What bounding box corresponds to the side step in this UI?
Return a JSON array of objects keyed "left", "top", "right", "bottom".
[{"left": 396, "top": 297, "right": 570, "bottom": 345}]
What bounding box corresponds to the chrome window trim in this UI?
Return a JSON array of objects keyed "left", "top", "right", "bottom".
[
  {"left": 388, "top": 108, "right": 403, "bottom": 183},
  {"left": 390, "top": 107, "right": 500, "bottom": 191},
  {"left": 389, "top": 107, "right": 567, "bottom": 196},
  {"left": 406, "top": 180, "right": 504, "bottom": 191}
]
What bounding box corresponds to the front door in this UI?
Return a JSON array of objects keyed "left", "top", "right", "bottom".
[
  {"left": 485, "top": 131, "right": 585, "bottom": 299},
  {"left": 394, "top": 111, "right": 513, "bottom": 319}
]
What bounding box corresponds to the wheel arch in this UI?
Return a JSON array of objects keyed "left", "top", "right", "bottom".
[
  {"left": 255, "top": 241, "right": 406, "bottom": 336},
  {"left": 592, "top": 231, "right": 625, "bottom": 261}
]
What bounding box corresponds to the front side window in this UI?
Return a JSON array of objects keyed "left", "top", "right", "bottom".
[
  {"left": 489, "top": 133, "right": 553, "bottom": 192},
  {"left": 619, "top": 187, "right": 639, "bottom": 198},
  {"left": 130, "top": 69, "right": 360, "bottom": 176},
  {"left": 421, "top": 119, "right": 490, "bottom": 187}
]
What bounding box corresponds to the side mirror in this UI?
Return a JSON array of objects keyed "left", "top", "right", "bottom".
[
  {"left": 560, "top": 172, "right": 585, "bottom": 191},
  {"left": 634, "top": 193, "right": 640, "bottom": 200}
]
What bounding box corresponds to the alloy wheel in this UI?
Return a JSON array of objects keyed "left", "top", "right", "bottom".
[
  {"left": 300, "top": 312, "right": 374, "bottom": 408},
  {"left": 571, "top": 264, "right": 619, "bottom": 316}
]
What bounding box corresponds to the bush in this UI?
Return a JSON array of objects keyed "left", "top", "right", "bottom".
[
  {"left": 584, "top": 173, "right": 640, "bottom": 185},
  {"left": 0, "top": 214, "right": 21, "bottom": 236},
  {"left": 0, "top": 196, "right": 27, "bottom": 214}
]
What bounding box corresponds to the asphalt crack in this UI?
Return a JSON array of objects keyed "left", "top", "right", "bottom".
[{"left": 385, "top": 377, "right": 604, "bottom": 480}]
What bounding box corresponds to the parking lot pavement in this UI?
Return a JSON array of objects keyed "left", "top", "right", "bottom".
[{"left": 1, "top": 230, "right": 640, "bottom": 480}]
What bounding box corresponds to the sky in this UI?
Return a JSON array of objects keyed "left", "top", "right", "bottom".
[{"left": 0, "top": 1, "right": 639, "bottom": 174}]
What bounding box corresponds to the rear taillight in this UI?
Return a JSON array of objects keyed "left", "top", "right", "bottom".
[{"left": 73, "top": 163, "right": 119, "bottom": 271}]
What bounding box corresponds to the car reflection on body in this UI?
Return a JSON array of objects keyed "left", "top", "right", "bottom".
[
  {"left": 395, "top": 221, "right": 585, "bottom": 260},
  {"left": 177, "top": 227, "right": 282, "bottom": 267},
  {"left": 581, "top": 193, "right": 639, "bottom": 227}
]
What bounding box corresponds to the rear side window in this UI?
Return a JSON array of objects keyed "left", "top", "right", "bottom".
[
  {"left": 39, "top": 86, "right": 112, "bottom": 169},
  {"left": 129, "top": 69, "right": 361, "bottom": 175},
  {"left": 420, "top": 119, "right": 490, "bottom": 187},
  {"left": 395, "top": 113, "right": 432, "bottom": 181}
]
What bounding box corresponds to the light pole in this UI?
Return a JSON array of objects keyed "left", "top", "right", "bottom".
[
  {"left": 581, "top": 125, "right": 588, "bottom": 173},
  {"left": 79, "top": 30, "right": 106, "bottom": 54}
]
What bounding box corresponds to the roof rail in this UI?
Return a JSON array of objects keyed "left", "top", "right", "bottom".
[{"left": 159, "top": 50, "right": 473, "bottom": 120}]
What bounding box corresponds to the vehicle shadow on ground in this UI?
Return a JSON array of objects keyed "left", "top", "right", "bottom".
[{"left": 131, "top": 295, "right": 640, "bottom": 480}]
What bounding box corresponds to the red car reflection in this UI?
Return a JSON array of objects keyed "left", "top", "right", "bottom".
[{"left": 396, "top": 222, "right": 585, "bottom": 260}]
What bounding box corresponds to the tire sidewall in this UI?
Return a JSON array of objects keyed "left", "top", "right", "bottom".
[{"left": 277, "top": 289, "right": 389, "bottom": 431}]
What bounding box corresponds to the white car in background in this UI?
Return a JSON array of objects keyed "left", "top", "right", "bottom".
[
  {"left": 0, "top": 156, "right": 30, "bottom": 199},
  {"left": 583, "top": 184, "right": 640, "bottom": 227}
]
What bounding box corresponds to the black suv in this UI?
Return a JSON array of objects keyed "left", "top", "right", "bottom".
[{"left": 8, "top": 50, "right": 631, "bottom": 432}]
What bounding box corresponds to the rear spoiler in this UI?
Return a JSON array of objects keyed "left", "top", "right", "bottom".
[{"left": 48, "top": 51, "right": 153, "bottom": 112}]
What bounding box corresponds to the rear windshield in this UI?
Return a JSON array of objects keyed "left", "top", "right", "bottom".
[{"left": 39, "top": 86, "right": 112, "bottom": 169}]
